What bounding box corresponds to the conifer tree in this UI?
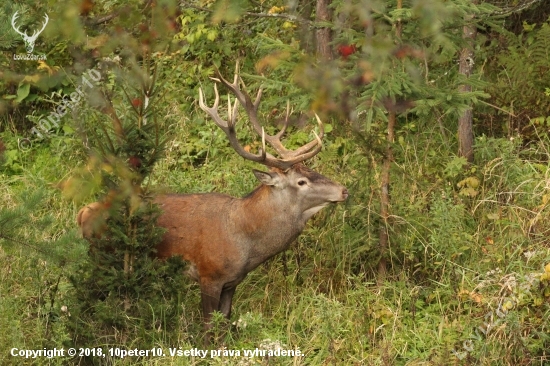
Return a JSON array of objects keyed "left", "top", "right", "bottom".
[{"left": 63, "top": 60, "right": 185, "bottom": 347}]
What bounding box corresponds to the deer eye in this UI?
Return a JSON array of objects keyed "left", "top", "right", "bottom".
[{"left": 297, "top": 179, "right": 307, "bottom": 186}]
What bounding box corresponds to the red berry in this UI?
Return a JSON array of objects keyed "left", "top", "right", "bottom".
[
  {"left": 338, "top": 44, "right": 357, "bottom": 59},
  {"left": 129, "top": 156, "right": 141, "bottom": 168}
]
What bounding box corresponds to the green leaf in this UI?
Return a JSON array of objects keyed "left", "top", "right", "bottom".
[
  {"left": 212, "top": 0, "right": 248, "bottom": 23},
  {"left": 207, "top": 30, "right": 218, "bottom": 42},
  {"left": 63, "top": 125, "right": 74, "bottom": 134},
  {"left": 16, "top": 83, "right": 30, "bottom": 103}
]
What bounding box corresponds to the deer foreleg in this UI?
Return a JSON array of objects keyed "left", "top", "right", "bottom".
[
  {"left": 200, "top": 281, "right": 223, "bottom": 345},
  {"left": 219, "top": 286, "right": 236, "bottom": 319},
  {"left": 200, "top": 283, "right": 222, "bottom": 327}
]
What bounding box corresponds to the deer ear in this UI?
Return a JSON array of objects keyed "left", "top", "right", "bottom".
[{"left": 253, "top": 169, "right": 280, "bottom": 186}]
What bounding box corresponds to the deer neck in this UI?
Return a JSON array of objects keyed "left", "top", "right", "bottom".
[{"left": 233, "top": 185, "right": 305, "bottom": 269}]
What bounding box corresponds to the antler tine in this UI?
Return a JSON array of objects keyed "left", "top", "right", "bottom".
[
  {"left": 215, "top": 68, "right": 285, "bottom": 153},
  {"left": 201, "top": 66, "right": 326, "bottom": 170},
  {"left": 33, "top": 14, "right": 49, "bottom": 38},
  {"left": 274, "top": 100, "right": 291, "bottom": 140},
  {"left": 258, "top": 110, "right": 324, "bottom": 164},
  {"left": 199, "top": 84, "right": 224, "bottom": 129},
  {"left": 215, "top": 69, "right": 247, "bottom": 107},
  {"left": 226, "top": 94, "right": 239, "bottom": 128},
  {"left": 282, "top": 113, "right": 325, "bottom": 159},
  {"left": 225, "top": 77, "right": 322, "bottom": 163},
  {"left": 253, "top": 88, "right": 262, "bottom": 111},
  {"left": 266, "top": 115, "right": 324, "bottom": 168},
  {"left": 199, "top": 80, "right": 271, "bottom": 167},
  {"left": 11, "top": 11, "right": 27, "bottom": 37}
]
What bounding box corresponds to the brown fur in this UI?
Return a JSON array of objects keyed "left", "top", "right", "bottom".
[
  {"left": 77, "top": 202, "right": 108, "bottom": 239},
  {"left": 78, "top": 164, "right": 348, "bottom": 340}
]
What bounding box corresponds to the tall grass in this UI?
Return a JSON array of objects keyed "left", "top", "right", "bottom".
[{"left": 1, "top": 121, "right": 549, "bottom": 364}]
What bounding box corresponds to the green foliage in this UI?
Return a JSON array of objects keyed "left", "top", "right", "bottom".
[
  {"left": 68, "top": 201, "right": 189, "bottom": 350},
  {"left": 2, "top": 0, "right": 550, "bottom": 364},
  {"left": 0, "top": 188, "right": 84, "bottom": 266},
  {"left": 0, "top": 7, "right": 20, "bottom": 50},
  {"left": 486, "top": 19, "right": 550, "bottom": 136},
  {"left": 53, "top": 48, "right": 186, "bottom": 354}
]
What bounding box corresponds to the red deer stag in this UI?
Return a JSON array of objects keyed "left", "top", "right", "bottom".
[{"left": 77, "top": 70, "right": 348, "bottom": 338}]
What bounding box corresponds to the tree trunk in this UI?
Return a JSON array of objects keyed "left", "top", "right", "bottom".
[
  {"left": 297, "top": 0, "right": 315, "bottom": 53},
  {"left": 378, "top": 0, "right": 402, "bottom": 284},
  {"left": 315, "top": 0, "right": 333, "bottom": 60},
  {"left": 378, "top": 111, "right": 395, "bottom": 284},
  {"left": 458, "top": 3, "right": 478, "bottom": 163}
]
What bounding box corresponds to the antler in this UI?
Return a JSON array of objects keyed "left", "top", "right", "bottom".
[
  {"left": 11, "top": 11, "right": 27, "bottom": 38},
  {"left": 32, "top": 14, "right": 49, "bottom": 39},
  {"left": 198, "top": 65, "right": 324, "bottom": 170},
  {"left": 11, "top": 12, "right": 48, "bottom": 39},
  {"left": 11, "top": 12, "right": 48, "bottom": 53}
]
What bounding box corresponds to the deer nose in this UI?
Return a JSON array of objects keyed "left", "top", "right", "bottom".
[{"left": 342, "top": 188, "right": 349, "bottom": 200}]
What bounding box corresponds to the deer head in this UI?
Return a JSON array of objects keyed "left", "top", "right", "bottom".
[{"left": 11, "top": 11, "right": 49, "bottom": 53}]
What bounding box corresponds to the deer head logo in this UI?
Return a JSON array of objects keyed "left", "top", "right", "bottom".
[{"left": 11, "top": 11, "right": 49, "bottom": 54}]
